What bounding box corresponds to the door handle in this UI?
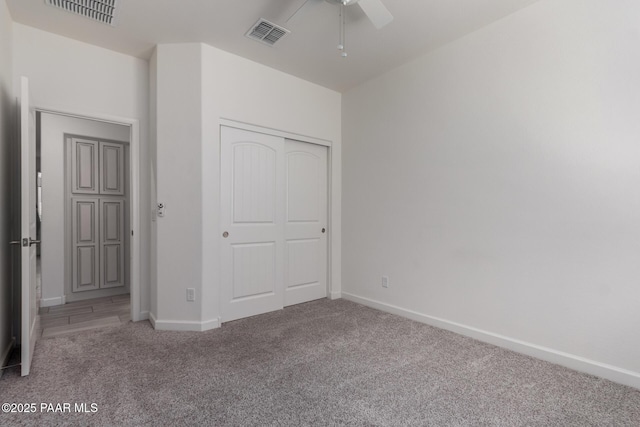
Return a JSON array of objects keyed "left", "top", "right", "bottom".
[
  {"left": 222, "top": 232, "right": 229, "bottom": 238},
  {"left": 9, "top": 238, "right": 39, "bottom": 247}
]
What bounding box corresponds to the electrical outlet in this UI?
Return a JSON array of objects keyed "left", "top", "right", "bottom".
[
  {"left": 187, "top": 288, "right": 196, "bottom": 302},
  {"left": 382, "top": 276, "right": 389, "bottom": 288}
]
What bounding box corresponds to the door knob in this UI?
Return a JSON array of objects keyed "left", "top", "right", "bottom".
[
  {"left": 9, "top": 238, "right": 39, "bottom": 247},
  {"left": 322, "top": 228, "right": 326, "bottom": 234},
  {"left": 222, "top": 231, "right": 229, "bottom": 238}
]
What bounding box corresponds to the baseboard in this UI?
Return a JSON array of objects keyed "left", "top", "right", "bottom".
[
  {"left": 149, "top": 312, "right": 220, "bottom": 332},
  {"left": 40, "top": 296, "right": 64, "bottom": 308},
  {"left": 329, "top": 291, "right": 342, "bottom": 300},
  {"left": 149, "top": 311, "right": 157, "bottom": 328},
  {"left": 0, "top": 337, "right": 16, "bottom": 378},
  {"left": 342, "top": 292, "right": 640, "bottom": 390}
]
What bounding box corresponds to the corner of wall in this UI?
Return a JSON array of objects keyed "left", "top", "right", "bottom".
[
  {"left": 149, "top": 47, "right": 158, "bottom": 320},
  {"left": 153, "top": 43, "right": 204, "bottom": 327},
  {"left": 0, "top": 0, "right": 15, "bottom": 369}
]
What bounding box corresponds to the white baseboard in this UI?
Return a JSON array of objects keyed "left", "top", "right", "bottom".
[
  {"left": 342, "top": 292, "right": 640, "bottom": 390},
  {"left": 201, "top": 318, "right": 220, "bottom": 331},
  {"left": 40, "top": 296, "right": 64, "bottom": 307},
  {"left": 149, "top": 312, "right": 220, "bottom": 332},
  {"left": 329, "top": 291, "right": 342, "bottom": 300}
]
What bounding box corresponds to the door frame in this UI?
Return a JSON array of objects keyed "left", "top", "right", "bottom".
[
  {"left": 218, "top": 118, "right": 337, "bottom": 320},
  {"left": 35, "top": 105, "right": 143, "bottom": 322}
]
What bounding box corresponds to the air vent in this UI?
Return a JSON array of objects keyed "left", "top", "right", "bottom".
[
  {"left": 45, "top": 0, "right": 118, "bottom": 26},
  {"left": 245, "top": 19, "right": 290, "bottom": 46}
]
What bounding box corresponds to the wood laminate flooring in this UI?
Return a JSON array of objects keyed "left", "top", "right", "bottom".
[{"left": 38, "top": 294, "right": 131, "bottom": 339}]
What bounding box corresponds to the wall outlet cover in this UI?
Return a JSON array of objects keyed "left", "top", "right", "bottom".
[{"left": 382, "top": 276, "right": 389, "bottom": 288}]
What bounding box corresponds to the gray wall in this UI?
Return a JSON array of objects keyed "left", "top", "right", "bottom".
[
  {"left": 342, "top": 0, "right": 640, "bottom": 387},
  {"left": 0, "top": 0, "right": 14, "bottom": 368}
]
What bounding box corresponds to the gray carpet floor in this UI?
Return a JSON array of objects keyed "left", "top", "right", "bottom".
[{"left": 0, "top": 299, "right": 639, "bottom": 426}]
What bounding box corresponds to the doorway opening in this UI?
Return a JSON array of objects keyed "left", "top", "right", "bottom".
[{"left": 36, "top": 111, "right": 134, "bottom": 338}]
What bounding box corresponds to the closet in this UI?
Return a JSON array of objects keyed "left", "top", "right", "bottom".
[
  {"left": 220, "top": 126, "right": 328, "bottom": 322},
  {"left": 68, "top": 137, "right": 127, "bottom": 296}
]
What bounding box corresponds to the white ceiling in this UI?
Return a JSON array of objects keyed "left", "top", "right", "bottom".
[{"left": 6, "top": 0, "right": 541, "bottom": 92}]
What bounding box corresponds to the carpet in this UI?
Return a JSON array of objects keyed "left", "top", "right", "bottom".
[{"left": 0, "top": 299, "right": 638, "bottom": 426}]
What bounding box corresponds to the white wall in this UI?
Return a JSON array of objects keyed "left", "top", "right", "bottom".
[
  {"left": 154, "top": 44, "right": 203, "bottom": 326},
  {"left": 201, "top": 44, "right": 342, "bottom": 324},
  {"left": 152, "top": 43, "right": 341, "bottom": 330},
  {"left": 342, "top": 0, "right": 640, "bottom": 389},
  {"left": 149, "top": 50, "right": 157, "bottom": 318},
  {"left": 0, "top": 0, "right": 14, "bottom": 368},
  {"left": 13, "top": 24, "right": 151, "bottom": 318},
  {"left": 39, "top": 113, "right": 130, "bottom": 307}
]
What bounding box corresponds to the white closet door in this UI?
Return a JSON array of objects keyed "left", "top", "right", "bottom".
[
  {"left": 220, "top": 127, "right": 285, "bottom": 322},
  {"left": 284, "top": 140, "right": 328, "bottom": 306}
]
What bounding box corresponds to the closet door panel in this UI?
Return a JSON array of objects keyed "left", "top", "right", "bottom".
[
  {"left": 100, "top": 142, "right": 125, "bottom": 195},
  {"left": 220, "top": 126, "right": 285, "bottom": 322},
  {"left": 72, "top": 197, "right": 100, "bottom": 292},
  {"left": 71, "top": 138, "right": 99, "bottom": 194},
  {"left": 100, "top": 199, "right": 125, "bottom": 288},
  {"left": 284, "top": 140, "right": 328, "bottom": 306}
]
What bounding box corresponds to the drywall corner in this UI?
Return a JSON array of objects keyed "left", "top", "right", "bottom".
[{"left": 0, "top": 0, "right": 15, "bottom": 369}]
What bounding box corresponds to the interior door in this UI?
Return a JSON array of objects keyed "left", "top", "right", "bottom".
[
  {"left": 12, "top": 76, "right": 38, "bottom": 376},
  {"left": 220, "top": 126, "right": 285, "bottom": 322},
  {"left": 100, "top": 198, "right": 125, "bottom": 288},
  {"left": 284, "top": 140, "right": 328, "bottom": 306},
  {"left": 71, "top": 197, "right": 100, "bottom": 292}
]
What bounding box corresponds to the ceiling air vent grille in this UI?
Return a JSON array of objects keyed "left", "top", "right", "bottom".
[
  {"left": 245, "top": 19, "right": 290, "bottom": 46},
  {"left": 45, "top": 0, "right": 118, "bottom": 26}
]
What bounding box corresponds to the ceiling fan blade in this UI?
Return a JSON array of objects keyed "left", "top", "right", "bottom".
[
  {"left": 286, "top": 0, "right": 324, "bottom": 24},
  {"left": 357, "top": 0, "right": 393, "bottom": 29}
]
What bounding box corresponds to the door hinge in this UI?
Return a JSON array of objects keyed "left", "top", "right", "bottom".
[{"left": 131, "top": 230, "right": 134, "bottom": 237}]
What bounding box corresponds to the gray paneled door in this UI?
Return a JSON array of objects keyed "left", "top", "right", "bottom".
[
  {"left": 71, "top": 138, "right": 99, "bottom": 194},
  {"left": 71, "top": 197, "right": 100, "bottom": 292},
  {"left": 69, "top": 137, "right": 127, "bottom": 296},
  {"left": 100, "top": 199, "right": 124, "bottom": 288},
  {"left": 100, "top": 141, "right": 124, "bottom": 195}
]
